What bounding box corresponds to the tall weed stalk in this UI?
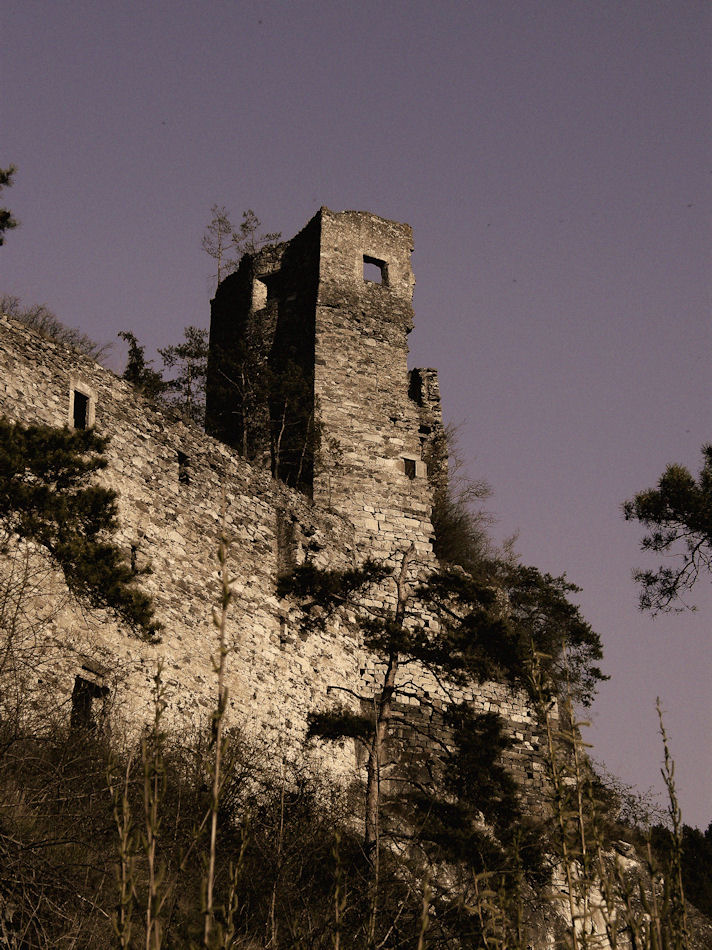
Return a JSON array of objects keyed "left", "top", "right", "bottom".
[{"left": 203, "top": 528, "right": 233, "bottom": 948}]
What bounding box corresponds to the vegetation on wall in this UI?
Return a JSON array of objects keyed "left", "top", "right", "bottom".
[
  {"left": 119, "top": 326, "right": 209, "bottom": 426},
  {"left": 0, "top": 419, "right": 158, "bottom": 639},
  {"left": 0, "top": 280, "right": 708, "bottom": 943},
  {"left": 279, "top": 553, "right": 604, "bottom": 846},
  {"left": 118, "top": 330, "right": 169, "bottom": 400},
  {"left": 0, "top": 416, "right": 707, "bottom": 945},
  {"left": 158, "top": 325, "right": 210, "bottom": 427},
  {"left": 117, "top": 209, "right": 280, "bottom": 427},
  {"left": 202, "top": 206, "right": 281, "bottom": 288},
  {"left": 1, "top": 294, "right": 108, "bottom": 361},
  {"left": 423, "top": 424, "right": 498, "bottom": 574}
]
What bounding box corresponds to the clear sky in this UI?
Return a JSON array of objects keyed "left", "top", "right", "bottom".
[{"left": 3, "top": 1, "right": 710, "bottom": 828}]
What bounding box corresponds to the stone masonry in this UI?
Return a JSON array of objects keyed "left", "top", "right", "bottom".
[
  {"left": 206, "top": 208, "right": 437, "bottom": 564},
  {"left": 0, "top": 208, "right": 547, "bottom": 805}
]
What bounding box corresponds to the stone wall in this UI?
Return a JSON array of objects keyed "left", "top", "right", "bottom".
[
  {"left": 0, "top": 207, "right": 553, "bottom": 807},
  {"left": 206, "top": 208, "right": 438, "bottom": 565},
  {"left": 313, "top": 209, "right": 435, "bottom": 564},
  {"left": 0, "top": 314, "right": 359, "bottom": 767},
  {"left": 205, "top": 213, "right": 322, "bottom": 485}
]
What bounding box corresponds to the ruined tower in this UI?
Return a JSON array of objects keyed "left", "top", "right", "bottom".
[
  {"left": 0, "top": 205, "right": 552, "bottom": 816},
  {"left": 206, "top": 207, "right": 444, "bottom": 560}
]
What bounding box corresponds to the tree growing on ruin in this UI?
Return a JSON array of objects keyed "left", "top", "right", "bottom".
[
  {"left": 233, "top": 208, "right": 281, "bottom": 256},
  {"left": 283, "top": 558, "right": 516, "bottom": 852},
  {"left": 118, "top": 329, "right": 168, "bottom": 399},
  {"left": 624, "top": 444, "right": 712, "bottom": 613},
  {"left": 0, "top": 419, "right": 159, "bottom": 639},
  {"left": 159, "top": 325, "right": 209, "bottom": 426},
  {"left": 270, "top": 358, "right": 320, "bottom": 490},
  {"left": 119, "top": 325, "right": 210, "bottom": 426},
  {"left": 279, "top": 543, "right": 604, "bottom": 931},
  {"left": 497, "top": 563, "right": 606, "bottom": 708},
  {"left": 202, "top": 204, "right": 235, "bottom": 287},
  {"left": 202, "top": 206, "right": 281, "bottom": 287},
  {"left": 423, "top": 423, "right": 498, "bottom": 573}
]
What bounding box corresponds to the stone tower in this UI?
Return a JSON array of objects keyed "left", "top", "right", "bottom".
[{"left": 205, "top": 207, "right": 444, "bottom": 560}]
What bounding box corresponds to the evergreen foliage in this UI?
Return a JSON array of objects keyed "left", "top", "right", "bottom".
[
  {"left": 0, "top": 165, "right": 18, "bottom": 245},
  {"left": 278, "top": 472, "right": 606, "bottom": 933},
  {"left": 0, "top": 419, "right": 158, "bottom": 639},
  {"left": 118, "top": 330, "right": 168, "bottom": 400},
  {"left": 624, "top": 444, "right": 712, "bottom": 613},
  {"left": 402, "top": 704, "right": 548, "bottom": 885},
  {"left": 159, "top": 325, "right": 209, "bottom": 426},
  {"left": 498, "top": 564, "right": 606, "bottom": 708},
  {"left": 280, "top": 553, "right": 546, "bottom": 885},
  {"left": 120, "top": 326, "right": 210, "bottom": 427}
]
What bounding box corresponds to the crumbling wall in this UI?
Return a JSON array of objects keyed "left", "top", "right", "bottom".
[
  {"left": 206, "top": 215, "right": 322, "bottom": 490},
  {"left": 0, "top": 207, "right": 554, "bottom": 808},
  {"left": 409, "top": 367, "right": 447, "bottom": 496},
  {"left": 313, "top": 209, "right": 435, "bottom": 564},
  {"left": 206, "top": 208, "right": 440, "bottom": 564},
  {"left": 0, "top": 315, "right": 359, "bottom": 765}
]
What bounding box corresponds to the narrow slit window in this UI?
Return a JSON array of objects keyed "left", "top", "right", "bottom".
[
  {"left": 276, "top": 510, "right": 298, "bottom": 579},
  {"left": 363, "top": 255, "right": 387, "bottom": 285},
  {"left": 403, "top": 458, "right": 417, "bottom": 480},
  {"left": 177, "top": 451, "right": 190, "bottom": 485},
  {"left": 73, "top": 390, "right": 89, "bottom": 429}
]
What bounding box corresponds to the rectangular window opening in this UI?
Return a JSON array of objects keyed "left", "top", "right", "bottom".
[
  {"left": 177, "top": 451, "right": 190, "bottom": 484},
  {"left": 363, "top": 255, "right": 387, "bottom": 285},
  {"left": 73, "top": 390, "right": 89, "bottom": 429},
  {"left": 71, "top": 675, "right": 108, "bottom": 732},
  {"left": 403, "top": 457, "right": 417, "bottom": 480}
]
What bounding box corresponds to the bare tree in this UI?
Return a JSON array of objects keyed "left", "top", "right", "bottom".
[
  {"left": 202, "top": 205, "right": 236, "bottom": 287},
  {"left": 1, "top": 294, "right": 109, "bottom": 362},
  {"left": 202, "top": 206, "right": 281, "bottom": 289}
]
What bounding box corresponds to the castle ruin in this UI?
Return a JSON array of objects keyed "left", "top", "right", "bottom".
[{"left": 0, "top": 208, "right": 545, "bottom": 800}]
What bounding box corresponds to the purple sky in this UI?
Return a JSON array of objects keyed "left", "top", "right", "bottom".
[{"left": 3, "top": 1, "right": 710, "bottom": 828}]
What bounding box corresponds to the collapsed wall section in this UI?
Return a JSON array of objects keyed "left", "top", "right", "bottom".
[{"left": 206, "top": 215, "right": 322, "bottom": 491}]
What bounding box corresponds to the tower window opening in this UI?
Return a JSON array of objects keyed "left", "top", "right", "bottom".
[
  {"left": 403, "top": 458, "right": 417, "bottom": 480},
  {"left": 363, "top": 255, "right": 387, "bottom": 285},
  {"left": 72, "top": 390, "right": 90, "bottom": 429}
]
